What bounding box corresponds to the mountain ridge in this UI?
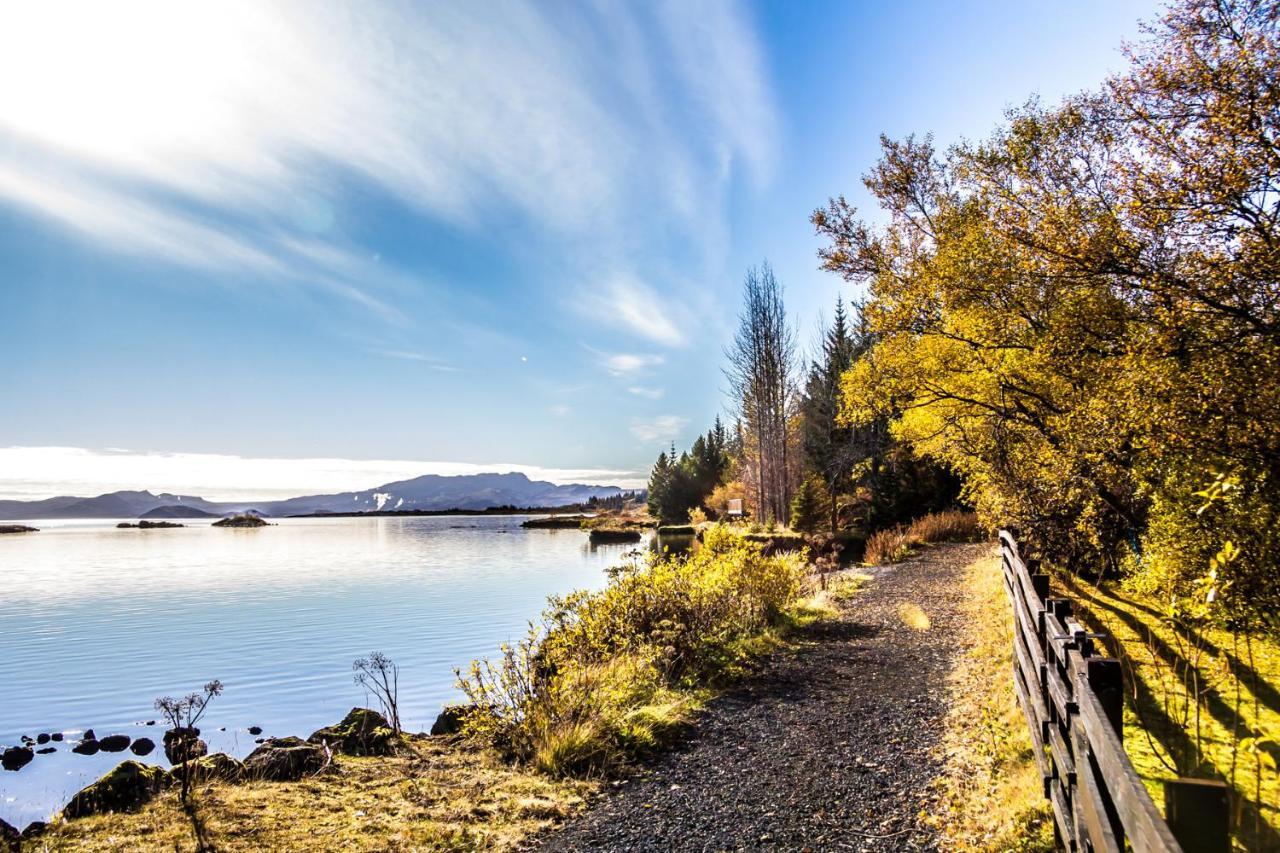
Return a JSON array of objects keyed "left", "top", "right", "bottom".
[{"left": 0, "top": 472, "right": 626, "bottom": 520}]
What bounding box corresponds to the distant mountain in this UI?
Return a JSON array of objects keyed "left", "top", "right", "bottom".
[
  {"left": 0, "top": 473, "right": 625, "bottom": 520},
  {"left": 140, "top": 504, "right": 221, "bottom": 519}
]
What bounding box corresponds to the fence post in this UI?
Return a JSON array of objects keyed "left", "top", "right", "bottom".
[
  {"left": 1086, "top": 658, "right": 1123, "bottom": 739},
  {"left": 1164, "top": 778, "right": 1230, "bottom": 853}
]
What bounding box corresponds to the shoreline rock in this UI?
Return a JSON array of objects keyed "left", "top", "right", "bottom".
[
  {"left": 1, "top": 746, "right": 33, "bottom": 772},
  {"left": 62, "top": 760, "right": 168, "bottom": 819},
  {"left": 244, "top": 736, "right": 327, "bottom": 781},
  {"left": 307, "top": 708, "right": 398, "bottom": 756}
]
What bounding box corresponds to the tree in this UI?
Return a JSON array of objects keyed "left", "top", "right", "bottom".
[
  {"left": 725, "top": 263, "right": 799, "bottom": 525},
  {"left": 812, "top": 0, "right": 1280, "bottom": 623},
  {"left": 789, "top": 476, "right": 828, "bottom": 534},
  {"left": 801, "top": 297, "right": 869, "bottom": 531}
]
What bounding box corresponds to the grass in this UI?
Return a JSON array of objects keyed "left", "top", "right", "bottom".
[
  {"left": 863, "top": 510, "right": 981, "bottom": 566},
  {"left": 927, "top": 547, "right": 1054, "bottom": 851},
  {"left": 1058, "top": 573, "right": 1280, "bottom": 850},
  {"left": 41, "top": 737, "right": 594, "bottom": 851}
]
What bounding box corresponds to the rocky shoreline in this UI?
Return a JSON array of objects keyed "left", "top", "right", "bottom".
[{"left": 0, "top": 705, "right": 429, "bottom": 842}]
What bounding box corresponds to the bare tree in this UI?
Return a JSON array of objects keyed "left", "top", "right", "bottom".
[
  {"left": 724, "top": 262, "right": 799, "bottom": 525},
  {"left": 155, "top": 679, "right": 222, "bottom": 806},
  {"left": 353, "top": 652, "right": 401, "bottom": 734}
]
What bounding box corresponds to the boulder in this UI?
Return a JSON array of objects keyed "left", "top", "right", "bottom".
[
  {"left": 72, "top": 739, "right": 100, "bottom": 756},
  {"left": 20, "top": 822, "right": 47, "bottom": 841},
  {"left": 307, "top": 707, "right": 398, "bottom": 756},
  {"left": 247, "top": 726, "right": 263, "bottom": 736},
  {"left": 36, "top": 733, "right": 49, "bottom": 745},
  {"left": 2, "top": 746, "right": 33, "bottom": 771},
  {"left": 430, "top": 704, "right": 474, "bottom": 736},
  {"left": 0, "top": 817, "right": 17, "bottom": 851},
  {"left": 243, "top": 736, "right": 327, "bottom": 781},
  {"left": 130, "top": 737, "right": 156, "bottom": 756},
  {"left": 163, "top": 727, "right": 207, "bottom": 764},
  {"left": 171, "top": 752, "right": 244, "bottom": 784},
  {"left": 62, "top": 761, "right": 168, "bottom": 819},
  {"left": 36, "top": 747, "right": 56, "bottom": 755},
  {"left": 50, "top": 732, "right": 64, "bottom": 742},
  {"left": 82, "top": 729, "right": 95, "bottom": 741},
  {"left": 98, "top": 734, "right": 131, "bottom": 752}
]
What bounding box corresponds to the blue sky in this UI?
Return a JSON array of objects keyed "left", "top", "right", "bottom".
[{"left": 0, "top": 0, "right": 1161, "bottom": 499}]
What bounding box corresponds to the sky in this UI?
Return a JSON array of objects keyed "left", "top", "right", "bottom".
[{"left": 0, "top": 0, "right": 1163, "bottom": 501}]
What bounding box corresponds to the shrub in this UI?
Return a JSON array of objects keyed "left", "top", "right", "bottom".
[
  {"left": 457, "top": 526, "right": 806, "bottom": 775},
  {"left": 863, "top": 510, "right": 982, "bottom": 565}
]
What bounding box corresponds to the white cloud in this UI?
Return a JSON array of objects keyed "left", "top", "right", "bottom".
[
  {"left": 629, "top": 416, "right": 689, "bottom": 444},
  {"left": 627, "top": 386, "right": 665, "bottom": 399},
  {"left": 598, "top": 352, "right": 665, "bottom": 377},
  {"left": 370, "top": 349, "right": 459, "bottom": 371},
  {"left": 0, "top": 1, "right": 777, "bottom": 319},
  {"left": 548, "top": 404, "right": 571, "bottom": 417},
  {"left": 587, "top": 275, "right": 686, "bottom": 346},
  {"left": 0, "top": 446, "right": 648, "bottom": 502}
]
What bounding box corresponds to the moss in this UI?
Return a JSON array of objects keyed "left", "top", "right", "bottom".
[
  {"left": 62, "top": 760, "right": 169, "bottom": 819},
  {"left": 308, "top": 708, "right": 399, "bottom": 756}
]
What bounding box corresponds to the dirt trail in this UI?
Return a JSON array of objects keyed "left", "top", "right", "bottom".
[{"left": 533, "top": 541, "right": 988, "bottom": 852}]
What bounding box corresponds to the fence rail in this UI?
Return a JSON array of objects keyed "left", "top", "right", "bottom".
[{"left": 999, "top": 530, "right": 1230, "bottom": 853}]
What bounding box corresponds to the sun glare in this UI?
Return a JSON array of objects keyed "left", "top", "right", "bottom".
[{"left": 0, "top": 1, "right": 269, "bottom": 170}]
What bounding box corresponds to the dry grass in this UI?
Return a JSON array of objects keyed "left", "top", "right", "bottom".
[
  {"left": 38, "top": 736, "right": 594, "bottom": 852},
  {"left": 863, "top": 510, "right": 981, "bottom": 565},
  {"left": 927, "top": 547, "right": 1054, "bottom": 851}
]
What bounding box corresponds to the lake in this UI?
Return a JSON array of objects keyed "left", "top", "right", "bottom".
[{"left": 0, "top": 515, "right": 646, "bottom": 828}]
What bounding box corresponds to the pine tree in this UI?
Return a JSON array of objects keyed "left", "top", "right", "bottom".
[{"left": 789, "top": 476, "right": 828, "bottom": 534}]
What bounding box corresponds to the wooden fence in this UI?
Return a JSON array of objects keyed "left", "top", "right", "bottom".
[{"left": 1000, "top": 530, "right": 1231, "bottom": 853}]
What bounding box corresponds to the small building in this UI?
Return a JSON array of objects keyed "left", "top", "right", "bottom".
[{"left": 727, "top": 498, "right": 744, "bottom": 517}]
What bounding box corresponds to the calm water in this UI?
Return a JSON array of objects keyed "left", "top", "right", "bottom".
[{"left": 0, "top": 515, "right": 645, "bottom": 827}]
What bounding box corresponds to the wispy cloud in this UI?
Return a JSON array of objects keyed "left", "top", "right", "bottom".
[
  {"left": 585, "top": 275, "right": 686, "bottom": 346},
  {"left": 0, "top": 1, "right": 776, "bottom": 326},
  {"left": 627, "top": 386, "right": 665, "bottom": 399},
  {"left": 629, "top": 415, "right": 689, "bottom": 444},
  {"left": 595, "top": 351, "right": 665, "bottom": 377},
  {"left": 0, "top": 446, "right": 648, "bottom": 502},
  {"left": 369, "top": 349, "right": 459, "bottom": 371}
]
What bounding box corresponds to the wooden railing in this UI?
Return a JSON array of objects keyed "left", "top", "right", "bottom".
[{"left": 1000, "top": 530, "right": 1231, "bottom": 853}]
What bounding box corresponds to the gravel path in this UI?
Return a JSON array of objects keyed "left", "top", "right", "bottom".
[{"left": 533, "top": 541, "right": 989, "bottom": 853}]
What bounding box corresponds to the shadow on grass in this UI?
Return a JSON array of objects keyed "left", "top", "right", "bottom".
[{"left": 1064, "top": 579, "right": 1280, "bottom": 851}]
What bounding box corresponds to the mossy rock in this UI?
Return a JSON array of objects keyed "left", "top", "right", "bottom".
[
  {"left": 308, "top": 707, "right": 398, "bottom": 756},
  {"left": 244, "top": 736, "right": 327, "bottom": 781},
  {"left": 0, "top": 817, "right": 18, "bottom": 852},
  {"left": 430, "top": 704, "right": 474, "bottom": 736},
  {"left": 62, "top": 760, "right": 168, "bottom": 818},
  {"left": 171, "top": 752, "right": 244, "bottom": 784}
]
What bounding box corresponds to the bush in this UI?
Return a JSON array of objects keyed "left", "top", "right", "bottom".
[
  {"left": 863, "top": 510, "right": 982, "bottom": 565},
  {"left": 457, "top": 526, "right": 806, "bottom": 775}
]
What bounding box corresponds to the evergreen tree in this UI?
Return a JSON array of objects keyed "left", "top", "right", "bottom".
[
  {"left": 801, "top": 297, "right": 871, "bottom": 531},
  {"left": 789, "top": 476, "right": 828, "bottom": 534}
]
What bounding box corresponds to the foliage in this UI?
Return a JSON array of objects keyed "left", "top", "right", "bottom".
[
  {"left": 705, "top": 480, "right": 746, "bottom": 519},
  {"left": 813, "top": 0, "right": 1280, "bottom": 625},
  {"left": 457, "top": 527, "right": 807, "bottom": 775},
  {"left": 353, "top": 652, "right": 401, "bottom": 735},
  {"left": 788, "top": 476, "right": 828, "bottom": 534},
  {"left": 646, "top": 419, "right": 732, "bottom": 524}
]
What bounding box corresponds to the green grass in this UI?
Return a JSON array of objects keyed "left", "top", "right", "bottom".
[{"left": 1059, "top": 574, "right": 1280, "bottom": 850}]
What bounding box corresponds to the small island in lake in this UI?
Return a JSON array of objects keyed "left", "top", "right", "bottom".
[
  {"left": 0, "top": 524, "right": 39, "bottom": 534},
  {"left": 116, "top": 520, "right": 185, "bottom": 529},
  {"left": 213, "top": 514, "right": 269, "bottom": 528}
]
